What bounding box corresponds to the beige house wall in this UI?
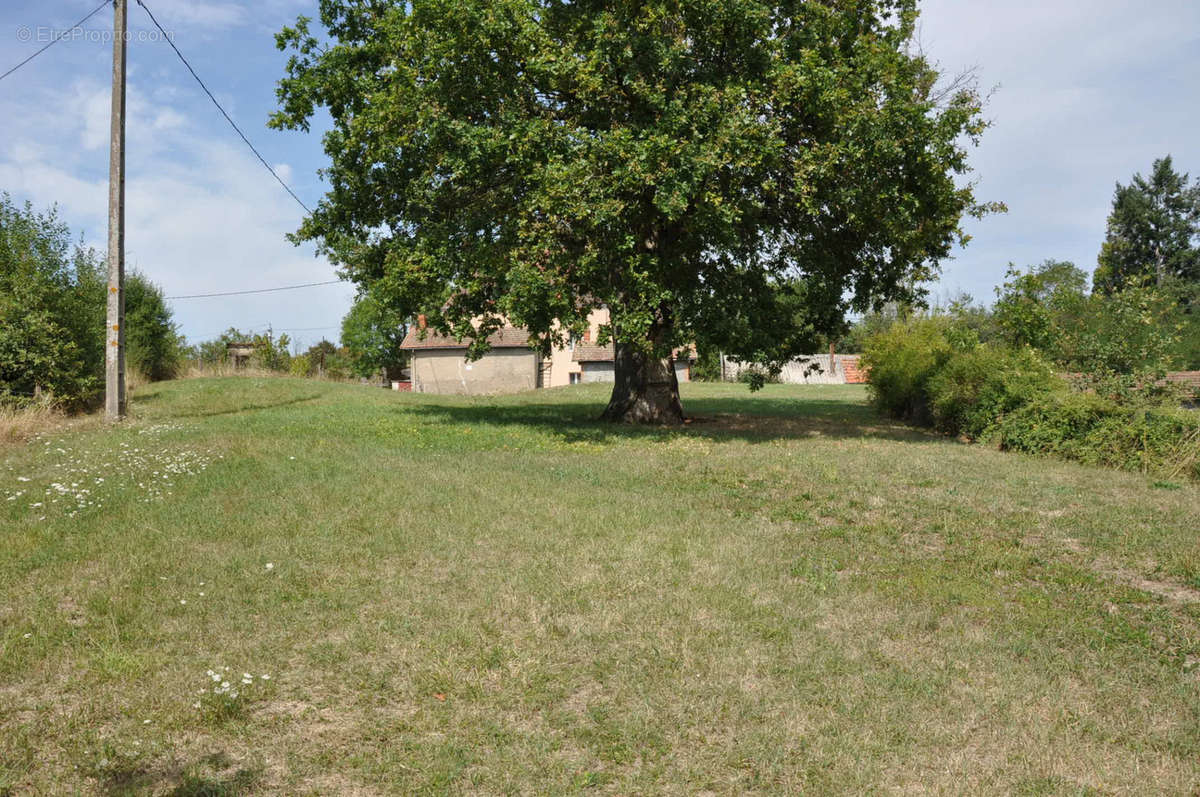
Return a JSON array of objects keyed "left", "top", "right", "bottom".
[
  {"left": 584, "top": 358, "right": 689, "bottom": 384},
  {"left": 411, "top": 348, "right": 538, "bottom": 395},
  {"left": 408, "top": 308, "right": 617, "bottom": 394},
  {"left": 546, "top": 307, "right": 610, "bottom": 388}
]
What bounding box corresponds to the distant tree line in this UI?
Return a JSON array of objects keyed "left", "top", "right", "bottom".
[{"left": 184, "top": 294, "right": 409, "bottom": 382}]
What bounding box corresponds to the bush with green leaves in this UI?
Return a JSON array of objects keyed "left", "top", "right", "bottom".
[
  {"left": 862, "top": 312, "right": 1200, "bottom": 480},
  {"left": 861, "top": 318, "right": 958, "bottom": 423},
  {"left": 0, "top": 196, "right": 105, "bottom": 407},
  {"left": 993, "top": 392, "right": 1200, "bottom": 481},
  {"left": 251, "top": 333, "right": 292, "bottom": 372},
  {"left": 288, "top": 354, "right": 312, "bottom": 378},
  {"left": 690, "top": 345, "right": 722, "bottom": 382},
  {"left": 340, "top": 294, "right": 408, "bottom": 380},
  {"left": 736, "top": 365, "right": 781, "bottom": 391},
  {"left": 926, "top": 345, "right": 1061, "bottom": 439},
  {"left": 995, "top": 261, "right": 1187, "bottom": 393}
]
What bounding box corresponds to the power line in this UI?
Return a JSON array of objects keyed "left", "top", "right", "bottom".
[
  {"left": 166, "top": 279, "right": 343, "bottom": 300},
  {"left": 134, "top": 0, "right": 314, "bottom": 215},
  {"left": 184, "top": 324, "right": 339, "bottom": 342},
  {"left": 0, "top": 0, "right": 112, "bottom": 84}
]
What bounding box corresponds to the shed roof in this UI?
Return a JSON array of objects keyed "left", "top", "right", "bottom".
[
  {"left": 572, "top": 344, "right": 616, "bottom": 363},
  {"left": 399, "top": 325, "right": 532, "bottom": 351}
]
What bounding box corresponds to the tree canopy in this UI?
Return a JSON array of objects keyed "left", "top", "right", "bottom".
[
  {"left": 1095, "top": 156, "right": 1200, "bottom": 293},
  {"left": 272, "top": 0, "right": 996, "bottom": 422}
]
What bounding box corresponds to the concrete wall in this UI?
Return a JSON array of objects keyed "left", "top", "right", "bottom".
[
  {"left": 411, "top": 349, "right": 538, "bottom": 395},
  {"left": 581, "top": 362, "right": 615, "bottom": 383},
  {"left": 721, "top": 355, "right": 856, "bottom": 385},
  {"left": 674, "top": 360, "right": 691, "bottom": 384},
  {"left": 582, "top": 359, "right": 688, "bottom": 385}
]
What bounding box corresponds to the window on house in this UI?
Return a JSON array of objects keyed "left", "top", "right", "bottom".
[{"left": 569, "top": 372, "right": 582, "bottom": 385}]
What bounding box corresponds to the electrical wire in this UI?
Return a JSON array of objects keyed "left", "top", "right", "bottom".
[
  {"left": 134, "top": 0, "right": 314, "bottom": 214},
  {"left": 166, "top": 280, "right": 342, "bottom": 300},
  {"left": 0, "top": 0, "right": 112, "bottom": 83}
]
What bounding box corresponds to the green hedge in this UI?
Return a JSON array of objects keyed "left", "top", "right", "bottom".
[
  {"left": 994, "top": 393, "right": 1200, "bottom": 481},
  {"left": 863, "top": 318, "right": 1200, "bottom": 481}
]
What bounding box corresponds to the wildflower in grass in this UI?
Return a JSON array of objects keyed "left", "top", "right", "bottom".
[
  {"left": 265, "top": 563, "right": 274, "bottom": 571},
  {"left": 196, "top": 667, "right": 272, "bottom": 722}
]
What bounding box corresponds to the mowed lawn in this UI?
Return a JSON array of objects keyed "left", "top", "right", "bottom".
[{"left": 2, "top": 379, "right": 1200, "bottom": 794}]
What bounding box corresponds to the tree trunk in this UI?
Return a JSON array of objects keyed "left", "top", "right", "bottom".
[{"left": 601, "top": 341, "right": 685, "bottom": 425}]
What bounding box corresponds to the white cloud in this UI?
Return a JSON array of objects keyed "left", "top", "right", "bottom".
[{"left": 132, "top": 0, "right": 247, "bottom": 30}]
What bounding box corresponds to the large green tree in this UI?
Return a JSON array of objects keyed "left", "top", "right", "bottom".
[
  {"left": 340, "top": 293, "right": 409, "bottom": 379},
  {"left": 1, "top": 195, "right": 184, "bottom": 406},
  {"left": 1095, "top": 156, "right": 1200, "bottom": 293},
  {"left": 0, "top": 195, "right": 104, "bottom": 406},
  {"left": 272, "top": 0, "right": 996, "bottom": 423}
]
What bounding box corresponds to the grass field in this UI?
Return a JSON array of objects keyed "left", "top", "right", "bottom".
[{"left": 2, "top": 378, "right": 1200, "bottom": 794}]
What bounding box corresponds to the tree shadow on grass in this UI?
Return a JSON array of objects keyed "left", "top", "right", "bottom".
[
  {"left": 396, "top": 391, "right": 939, "bottom": 447},
  {"left": 99, "top": 751, "right": 262, "bottom": 796},
  {"left": 170, "top": 393, "right": 325, "bottom": 420}
]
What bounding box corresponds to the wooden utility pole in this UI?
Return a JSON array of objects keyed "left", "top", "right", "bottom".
[{"left": 105, "top": 0, "right": 128, "bottom": 420}]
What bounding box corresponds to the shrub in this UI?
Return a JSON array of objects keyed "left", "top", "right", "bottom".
[
  {"left": 1, "top": 197, "right": 184, "bottom": 407},
  {"left": 125, "top": 272, "right": 183, "bottom": 382},
  {"left": 927, "top": 345, "right": 1062, "bottom": 438},
  {"left": 736, "top": 365, "right": 781, "bottom": 391},
  {"left": 993, "top": 392, "right": 1200, "bottom": 480},
  {"left": 861, "top": 318, "right": 956, "bottom": 423},
  {"left": 288, "top": 354, "right": 312, "bottom": 378},
  {"left": 0, "top": 196, "right": 105, "bottom": 408},
  {"left": 690, "top": 345, "right": 721, "bottom": 382}
]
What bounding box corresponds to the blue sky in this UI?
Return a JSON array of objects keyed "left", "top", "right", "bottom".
[{"left": 1, "top": 1, "right": 1198, "bottom": 349}]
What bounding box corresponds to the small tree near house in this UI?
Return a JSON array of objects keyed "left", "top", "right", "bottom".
[{"left": 272, "top": 0, "right": 997, "bottom": 423}]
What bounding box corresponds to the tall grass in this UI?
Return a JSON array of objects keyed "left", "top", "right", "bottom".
[{"left": 0, "top": 396, "right": 61, "bottom": 443}]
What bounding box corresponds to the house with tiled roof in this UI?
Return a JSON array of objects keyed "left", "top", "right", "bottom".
[{"left": 400, "top": 308, "right": 694, "bottom": 395}]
